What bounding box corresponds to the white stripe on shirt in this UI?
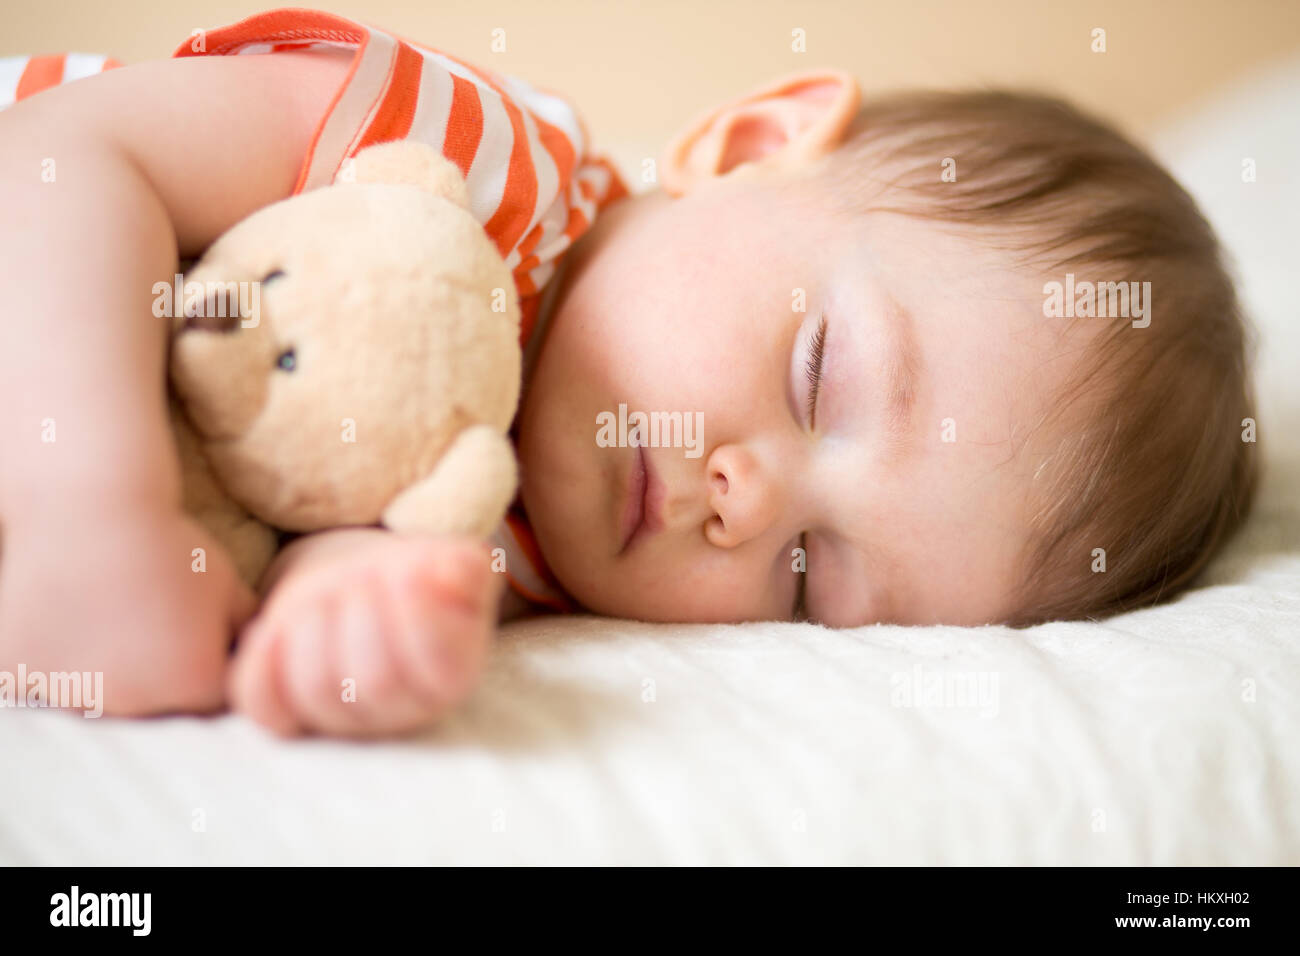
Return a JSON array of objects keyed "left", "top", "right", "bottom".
[
  {"left": 0, "top": 57, "right": 30, "bottom": 108},
  {"left": 405, "top": 50, "right": 455, "bottom": 165},
  {"left": 61, "top": 52, "right": 108, "bottom": 83}
]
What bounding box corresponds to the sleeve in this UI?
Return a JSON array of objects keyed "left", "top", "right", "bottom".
[
  {"left": 172, "top": 8, "right": 628, "bottom": 330},
  {"left": 0, "top": 53, "right": 122, "bottom": 110}
]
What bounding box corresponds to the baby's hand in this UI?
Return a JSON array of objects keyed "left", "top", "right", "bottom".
[{"left": 227, "top": 534, "right": 500, "bottom": 738}]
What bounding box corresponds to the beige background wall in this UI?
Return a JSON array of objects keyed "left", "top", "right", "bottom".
[{"left": 7, "top": 0, "right": 1300, "bottom": 172}]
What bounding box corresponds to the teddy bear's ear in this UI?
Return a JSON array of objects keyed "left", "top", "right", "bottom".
[{"left": 344, "top": 142, "right": 472, "bottom": 210}]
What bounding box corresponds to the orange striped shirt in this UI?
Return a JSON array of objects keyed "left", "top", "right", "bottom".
[{"left": 170, "top": 8, "right": 629, "bottom": 347}]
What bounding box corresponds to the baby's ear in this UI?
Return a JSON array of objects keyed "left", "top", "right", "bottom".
[
  {"left": 662, "top": 70, "right": 859, "bottom": 196},
  {"left": 345, "top": 141, "right": 471, "bottom": 209}
]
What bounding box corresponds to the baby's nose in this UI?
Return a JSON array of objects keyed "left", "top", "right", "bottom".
[{"left": 704, "top": 443, "right": 779, "bottom": 548}]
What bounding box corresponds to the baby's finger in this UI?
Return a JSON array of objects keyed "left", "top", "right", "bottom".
[
  {"left": 280, "top": 597, "right": 357, "bottom": 735},
  {"left": 334, "top": 588, "right": 439, "bottom": 735},
  {"left": 426, "top": 601, "right": 491, "bottom": 708},
  {"left": 401, "top": 536, "right": 497, "bottom": 613},
  {"left": 380, "top": 579, "right": 465, "bottom": 708},
  {"left": 227, "top": 617, "right": 303, "bottom": 738}
]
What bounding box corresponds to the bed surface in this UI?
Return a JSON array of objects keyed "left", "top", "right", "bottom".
[{"left": 2, "top": 58, "right": 1297, "bottom": 866}]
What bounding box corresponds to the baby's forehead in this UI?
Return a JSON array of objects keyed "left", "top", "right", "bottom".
[{"left": 833, "top": 207, "right": 1050, "bottom": 326}]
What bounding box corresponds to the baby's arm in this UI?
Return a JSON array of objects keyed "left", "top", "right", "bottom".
[
  {"left": 228, "top": 528, "right": 503, "bottom": 737},
  {"left": 0, "top": 51, "right": 347, "bottom": 714}
]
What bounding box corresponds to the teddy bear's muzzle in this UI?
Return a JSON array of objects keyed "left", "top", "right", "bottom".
[
  {"left": 181, "top": 310, "right": 242, "bottom": 334},
  {"left": 170, "top": 316, "right": 275, "bottom": 441}
]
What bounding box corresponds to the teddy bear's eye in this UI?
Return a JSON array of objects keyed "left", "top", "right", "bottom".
[{"left": 276, "top": 348, "right": 296, "bottom": 372}]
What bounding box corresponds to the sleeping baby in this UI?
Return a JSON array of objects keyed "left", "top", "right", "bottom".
[{"left": 0, "top": 9, "right": 1257, "bottom": 736}]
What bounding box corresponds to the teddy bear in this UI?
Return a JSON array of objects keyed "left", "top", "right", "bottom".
[{"left": 167, "top": 141, "right": 523, "bottom": 587}]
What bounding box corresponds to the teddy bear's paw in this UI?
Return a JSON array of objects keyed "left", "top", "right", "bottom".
[
  {"left": 227, "top": 534, "right": 501, "bottom": 738},
  {"left": 383, "top": 425, "right": 518, "bottom": 539}
]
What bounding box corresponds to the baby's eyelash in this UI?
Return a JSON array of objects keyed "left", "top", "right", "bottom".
[
  {"left": 804, "top": 315, "right": 828, "bottom": 429},
  {"left": 793, "top": 316, "right": 826, "bottom": 620}
]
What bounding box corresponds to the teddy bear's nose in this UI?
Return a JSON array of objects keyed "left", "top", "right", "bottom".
[
  {"left": 182, "top": 309, "right": 241, "bottom": 334},
  {"left": 179, "top": 283, "right": 252, "bottom": 334}
]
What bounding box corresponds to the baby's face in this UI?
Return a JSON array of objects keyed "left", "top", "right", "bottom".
[{"left": 517, "top": 170, "right": 1078, "bottom": 626}]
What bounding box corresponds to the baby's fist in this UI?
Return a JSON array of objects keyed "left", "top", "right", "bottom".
[{"left": 228, "top": 534, "right": 500, "bottom": 737}]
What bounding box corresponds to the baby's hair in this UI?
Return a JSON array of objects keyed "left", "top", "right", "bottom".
[{"left": 820, "top": 90, "right": 1259, "bottom": 626}]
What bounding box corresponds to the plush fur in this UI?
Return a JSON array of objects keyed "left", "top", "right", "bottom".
[{"left": 168, "top": 142, "right": 522, "bottom": 586}]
